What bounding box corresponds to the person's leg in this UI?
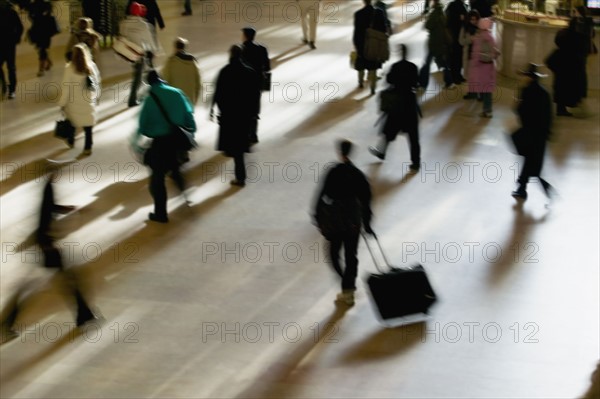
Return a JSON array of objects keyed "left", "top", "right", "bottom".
[
  {"left": 368, "top": 69, "right": 377, "bottom": 94},
  {"left": 0, "top": 55, "right": 6, "bottom": 97},
  {"left": 328, "top": 237, "right": 344, "bottom": 278},
  {"left": 149, "top": 167, "right": 168, "bottom": 220},
  {"left": 407, "top": 126, "right": 421, "bottom": 168},
  {"left": 358, "top": 69, "right": 365, "bottom": 88},
  {"left": 37, "top": 47, "right": 46, "bottom": 76},
  {"left": 482, "top": 92, "right": 492, "bottom": 115},
  {"left": 300, "top": 6, "right": 309, "bottom": 43},
  {"left": 419, "top": 52, "right": 434, "bottom": 89},
  {"left": 309, "top": 3, "right": 319, "bottom": 47},
  {"left": 232, "top": 153, "right": 246, "bottom": 186},
  {"left": 83, "top": 126, "right": 93, "bottom": 153},
  {"left": 512, "top": 158, "right": 529, "bottom": 199},
  {"left": 128, "top": 58, "right": 144, "bottom": 107},
  {"left": 341, "top": 232, "right": 359, "bottom": 292},
  {"left": 6, "top": 45, "right": 17, "bottom": 96},
  {"left": 183, "top": 0, "right": 192, "bottom": 14},
  {"left": 60, "top": 269, "right": 96, "bottom": 327}
]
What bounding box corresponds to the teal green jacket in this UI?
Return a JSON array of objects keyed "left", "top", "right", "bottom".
[{"left": 138, "top": 82, "right": 197, "bottom": 137}]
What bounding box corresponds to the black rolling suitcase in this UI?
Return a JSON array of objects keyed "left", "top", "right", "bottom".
[{"left": 364, "top": 234, "right": 437, "bottom": 325}]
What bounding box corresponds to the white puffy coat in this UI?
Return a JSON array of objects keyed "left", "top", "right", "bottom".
[{"left": 59, "top": 62, "right": 101, "bottom": 128}]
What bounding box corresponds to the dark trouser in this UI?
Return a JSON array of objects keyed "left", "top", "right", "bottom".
[
  {"left": 419, "top": 51, "right": 452, "bottom": 89},
  {"left": 329, "top": 231, "right": 360, "bottom": 291},
  {"left": 407, "top": 128, "right": 421, "bottom": 166},
  {"left": 184, "top": 0, "right": 191, "bottom": 13},
  {"left": 0, "top": 45, "right": 17, "bottom": 94},
  {"left": 84, "top": 126, "right": 93, "bottom": 150},
  {"left": 38, "top": 46, "right": 49, "bottom": 61},
  {"left": 449, "top": 42, "right": 464, "bottom": 84},
  {"left": 129, "top": 54, "right": 153, "bottom": 106},
  {"left": 149, "top": 165, "right": 185, "bottom": 218},
  {"left": 233, "top": 153, "right": 246, "bottom": 182},
  {"left": 518, "top": 143, "right": 547, "bottom": 189},
  {"left": 248, "top": 118, "right": 258, "bottom": 144}
]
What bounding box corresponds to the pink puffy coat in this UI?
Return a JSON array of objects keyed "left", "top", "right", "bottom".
[{"left": 467, "top": 29, "right": 498, "bottom": 93}]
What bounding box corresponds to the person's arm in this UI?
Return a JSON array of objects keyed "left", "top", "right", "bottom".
[
  {"left": 263, "top": 46, "right": 271, "bottom": 73},
  {"left": 358, "top": 172, "right": 373, "bottom": 233},
  {"left": 194, "top": 61, "right": 201, "bottom": 105}
]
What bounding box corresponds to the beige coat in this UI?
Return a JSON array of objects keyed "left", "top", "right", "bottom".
[{"left": 161, "top": 53, "right": 201, "bottom": 105}]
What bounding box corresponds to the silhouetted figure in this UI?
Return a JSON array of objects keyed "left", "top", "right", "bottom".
[
  {"left": 138, "top": 70, "right": 196, "bottom": 222},
  {"left": 240, "top": 27, "right": 270, "bottom": 144},
  {"left": 470, "top": 0, "right": 493, "bottom": 18},
  {"left": 0, "top": 0, "right": 23, "bottom": 100},
  {"left": 511, "top": 63, "right": 554, "bottom": 201},
  {"left": 65, "top": 17, "right": 101, "bottom": 61},
  {"left": 353, "top": 0, "right": 388, "bottom": 94},
  {"left": 374, "top": 0, "right": 393, "bottom": 36},
  {"left": 1, "top": 162, "right": 99, "bottom": 344},
  {"left": 369, "top": 44, "right": 421, "bottom": 171},
  {"left": 27, "top": 0, "right": 59, "bottom": 77},
  {"left": 419, "top": 0, "right": 453, "bottom": 89},
  {"left": 445, "top": 0, "right": 467, "bottom": 84},
  {"left": 314, "top": 140, "right": 374, "bottom": 306},
  {"left": 213, "top": 45, "right": 261, "bottom": 187}
]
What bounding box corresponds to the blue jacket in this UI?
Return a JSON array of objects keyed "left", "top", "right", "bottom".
[{"left": 138, "top": 82, "right": 196, "bottom": 138}]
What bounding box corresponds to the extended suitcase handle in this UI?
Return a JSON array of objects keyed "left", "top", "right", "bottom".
[{"left": 361, "top": 231, "right": 392, "bottom": 274}]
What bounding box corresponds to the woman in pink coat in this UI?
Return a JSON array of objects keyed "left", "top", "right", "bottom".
[{"left": 467, "top": 18, "right": 499, "bottom": 118}]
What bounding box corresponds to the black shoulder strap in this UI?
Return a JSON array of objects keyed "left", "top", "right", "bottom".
[{"left": 149, "top": 91, "right": 174, "bottom": 126}]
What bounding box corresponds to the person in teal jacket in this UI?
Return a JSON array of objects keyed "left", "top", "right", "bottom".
[{"left": 138, "top": 69, "right": 196, "bottom": 223}]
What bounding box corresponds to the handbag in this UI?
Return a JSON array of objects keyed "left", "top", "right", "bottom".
[
  {"left": 479, "top": 40, "right": 499, "bottom": 64},
  {"left": 113, "top": 36, "right": 144, "bottom": 63},
  {"left": 55, "top": 118, "right": 75, "bottom": 141},
  {"left": 363, "top": 12, "right": 389, "bottom": 63},
  {"left": 149, "top": 92, "right": 198, "bottom": 163},
  {"left": 262, "top": 72, "right": 272, "bottom": 92}
]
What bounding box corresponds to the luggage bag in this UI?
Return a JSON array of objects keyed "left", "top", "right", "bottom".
[{"left": 364, "top": 234, "right": 437, "bottom": 324}]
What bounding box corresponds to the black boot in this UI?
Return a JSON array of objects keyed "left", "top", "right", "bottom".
[{"left": 512, "top": 184, "right": 528, "bottom": 200}]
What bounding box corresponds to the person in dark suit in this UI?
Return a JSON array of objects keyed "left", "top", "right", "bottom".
[
  {"left": 0, "top": 0, "right": 23, "bottom": 100},
  {"left": 213, "top": 45, "right": 261, "bottom": 187},
  {"left": 445, "top": 0, "right": 467, "bottom": 84},
  {"left": 369, "top": 44, "right": 421, "bottom": 171},
  {"left": 126, "top": 0, "right": 164, "bottom": 30},
  {"left": 240, "top": 27, "right": 270, "bottom": 144},
  {"left": 511, "top": 63, "right": 554, "bottom": 201},
  {"left": 419, "top": 0, "right": 453, "bottom": 89},
  {"left": 353, "top": 0, "right": 388, "bottom": 94},
  {"left": 314, "top": 140, "right": 374, "bottom": 306}
]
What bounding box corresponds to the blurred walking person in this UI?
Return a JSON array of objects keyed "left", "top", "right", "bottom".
[
  {"left": 162, "top": 37, "right": 201, "bottom": 106},
  {"left": 353, "top": 0, "right": 388, "bottom": 94},
  {"left": 27, "top": 0, "right": 59, "bottom": 77},
  {"left": 138, "top": 70, "right": 196, "bottom": 223},
  {"left": 297, "top": 0, "right": 320, "bottom": 49},
  {"left": 419, "top": 0, "right": 453, "bottom": 90},
  {"left": 212, "top": 45, "right": 261, "bottom": 187},
  {"left": 369, "top": 44, "right": 421, "bottom": 172},
  {"left": 314, "top": 140, "right": 374, "bottom": 306},
  {"left": 0, "top": 0, "right": 23, "bottom": 100},
  {"left": 467, "top": 17, "right": 498, "bottom": 118},
  {"left": 58, "top": 44, "right": 101, "bottom": 156},
  {"left": 511, "top": 64, "right": 555, "bottom": 201}
]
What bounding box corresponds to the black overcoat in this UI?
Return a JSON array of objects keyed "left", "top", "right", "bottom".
[
  {"left": 214, "top": 59, "right": 261, "bottom": 156},
  {"left": 382, "top": 59, "right": 420, "bottom": 141},
  {"left": 353, "top": 5, "right": 387, "bottom": 70}
]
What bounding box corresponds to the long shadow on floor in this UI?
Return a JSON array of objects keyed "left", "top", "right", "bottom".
[
  {"left": 233, "top": 306, "right": 349, "bottom": 398},
  {"left": 271, "top": 45, "right": 313, "bottom": 69},
  {"left": 487, "top": 201, "right": 548, "bottom": 286}
]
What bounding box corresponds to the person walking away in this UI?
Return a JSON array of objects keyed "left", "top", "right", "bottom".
[
  {"left": 58, "top": 44, "right": 101, "bottom": 156},
  {"left": 0, "top": 0, "right": 23, "bottom": 100},
  {"left": 161, "top": 37, "right": 201, "bottom": 106},
  {"left": 314, "top": 140, "right": 374, "bottom": 306},
  {"left": 353, "top": 0, "right": 388, "bottom": 95},
  {"left": 27, "top": 0, "right": 59, "bottom": 77},
  {"left": 419, "top": 0, "right": 453, "bottom": 90},
  {"left": 369, "top": 44, "right": 421, "bottom": 172},
  {"left": 297, "top": 0, "right": 320, "bottom": 49},
  {"left": 511, "top": 63, "right": 555, "bottom": 201},
  {"left": 65, "top": 17, "right": 101, "bottom": 61},
  {"left": 445, "top": 0, "right": 467, "bottom": 85},
  {"left": 118, "top": 1, "right": 159, "bottom": 107},
  {"left": 137, "top": 70, "right": 196, "bottom": 223},
  {"left": 240, "top": 27, "right": 270, "bottom": 144},
  {"left": 467, "top": 17, "right": 498, "bottom": 118},
  {"left": 212, "top": 45, "right": 261, "bottom": 188}
]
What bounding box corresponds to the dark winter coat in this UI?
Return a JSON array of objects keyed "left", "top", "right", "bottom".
[
  {"left": 0, "top": 5, "right": 24, "bottom": 49},
  {"left": 383, "top": 59, "right": 420, "bottom": 141},
  {"left": 425, "top": 4, "right": 451, "bottom": 60},
  {"left": 353, "top": 4, "right": 387, "bottom": 70},
  {"left": 27, "top": 0, "right": 58, "bottom": 49},
  {"left": 516, "top": 80, "right": 552, "bottom": 177},
  {"left": 545, "top": 28, "right": 586, "bottom": 106},
  {"left": 445, "top": 0, "right": 468, "bottom": 41},
  {"left": 214, "top": 59, "right": 261, "bottom": 156}
]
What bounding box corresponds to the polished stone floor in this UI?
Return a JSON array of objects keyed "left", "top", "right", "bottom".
[{"left": 1, "top": 1, "right": 599, "bottom": 398}]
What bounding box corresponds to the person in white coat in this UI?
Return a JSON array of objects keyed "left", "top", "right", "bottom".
[
  {"left": 297, "top": 0, "right": 320, "bottom": 49},
  {"left": 161, "top": 37, "right": 201, "bottom": 105},
  {"left": 58, "top": 44, "right": 101, "bottom": 156}
]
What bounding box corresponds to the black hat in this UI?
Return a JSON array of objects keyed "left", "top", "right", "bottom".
[
  {"left": 241, "top": 26, "right": 256, "bottom": 39},
  {"left": 518, "top": 63, "right": 547, "bottom": 79}
]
